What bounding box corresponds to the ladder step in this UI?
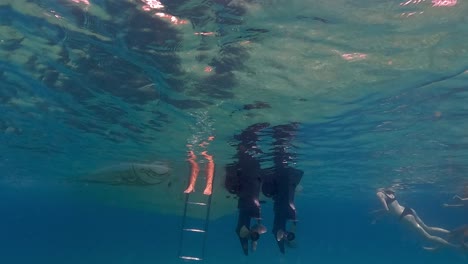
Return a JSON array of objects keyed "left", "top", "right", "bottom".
[
  {"left": 178, "top": 190, "right": 214, "bottom": 261},
  {"left": 179, "top": 256, "right": 203, "bottom": 261},
  {"left": 187, "top": 201, "right": 207, "bottom": 206},
  {"left": 183, "top": 228, "right": 205, "bottom": 233}
]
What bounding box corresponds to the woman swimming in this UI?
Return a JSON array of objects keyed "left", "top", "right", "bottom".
[{"left": 375, "top": 188, "right": 458, "bottom": 250}]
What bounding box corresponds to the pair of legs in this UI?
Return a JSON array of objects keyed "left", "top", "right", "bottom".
[
  {"left": 184, "top": 150, "right": 214, "bottom": 195},
  {"left": 442, "top": 195, "right": 468, "bottom": 207},
  {"left": 401, "top": 209, "right": 457, "bottom": 249},
  {"left": 443, "top": 195, "right": 468, "bottom": 207}
]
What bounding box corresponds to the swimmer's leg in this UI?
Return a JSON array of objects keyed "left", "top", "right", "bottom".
[
  {"left": 412, "top": 210, "right": 450, "bottom": 234},
  {"left": 406, "top": 216, "right": 458, "bottom": 248},
  {"left": 184, "top": 152, "right": 199, "bottom": 193},
  {"left": 201, "top": 151, "right": 214, "bottom": 196}
]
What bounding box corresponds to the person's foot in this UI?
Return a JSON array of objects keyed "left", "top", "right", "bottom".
[
  {"left": 422, "top": 246, "right": 440, "bottom": 251},
  {"left": 203, "top": 187, "right": 212, "bottom": 195},
  {"left": 203, "top": 182, "right": 213, "bottom": 195},
  {"left": 184, "top": 186, "right": 194, "bottom": 193}
]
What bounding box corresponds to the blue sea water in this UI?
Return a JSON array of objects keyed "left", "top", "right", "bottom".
[{"left": 1, "top": 0, "right": 468, "bottom": 263}]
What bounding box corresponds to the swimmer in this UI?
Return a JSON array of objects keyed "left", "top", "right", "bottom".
[
  {"left": 443, "top": 195, "right": 468, "bottom": 208},
  {"left": 443, "top": 185, "right": 468, "bottom": 207},
  {"left": 374, "top": 188, "right": 458, "bottom": 250}
]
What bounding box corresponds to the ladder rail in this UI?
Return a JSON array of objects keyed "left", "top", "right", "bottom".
[
  {"left": 178, "top": 166, "right": 216, "bottom": 262},
  {"left": 177, "top": 193, "right": 190, "bottom": 258},
  {"left": 201, "top": 194, "right": 212, "bottom": 260},
  {"left": 178, "top": 193, "right": 213, "bottom": 261}
]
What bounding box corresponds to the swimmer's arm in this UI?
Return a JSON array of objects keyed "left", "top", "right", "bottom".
[
  {"left": 376, "top": 192, "right": 389, "bottom": 211},
  {"left": 369, "top": 209, "right": 387, "bottom": 216},
  {"left": 370, "top": 192, "right": 390, "bottom": 224},
  {"left": 422, "top": 245, "right": 441, "bottom": 251},
  {"left": 442, "top": 203, "right": 464, "bottom": 207},
  {"left": 453, "top": 195, "right": 468, "bottom": 201},
  {"left": 369, "top": 209, "right": 387, "bottom": 224}
]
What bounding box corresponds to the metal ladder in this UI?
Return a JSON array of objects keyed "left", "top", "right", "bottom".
[{"left": 178, "top": 191, "right": 213, "bottom": 261}]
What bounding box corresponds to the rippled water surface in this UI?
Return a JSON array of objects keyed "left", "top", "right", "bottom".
[{"left": 1, "top": 0, "right": 468, "bottom": 263}]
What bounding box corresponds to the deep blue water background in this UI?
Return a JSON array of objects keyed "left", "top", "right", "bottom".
[{"left": 1, "top": 183, "right": 467, "bottom": 264}]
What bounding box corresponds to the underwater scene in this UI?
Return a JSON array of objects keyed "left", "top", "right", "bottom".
[{"left": 1, "top": 0, "right": 468, "bottom": 263}]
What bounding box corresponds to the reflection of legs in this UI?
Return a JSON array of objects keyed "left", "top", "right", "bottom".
[
  {"left": 412, "top": 210, "right": 450, "bottom": 234},
  {"left": 184, "top": 151, "right": 199, "bottom": 193},
  {"left": 404, "top": 215, "right": 456, "bottom": 248},
  {"left": 201, "top": 151, "right": 214, "bottom": 195}
]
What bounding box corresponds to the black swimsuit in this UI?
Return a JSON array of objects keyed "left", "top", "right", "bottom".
[
  {"left": 384, "top": 193, "right": 414, "bottom": 220},
  {"left": 384, "top": 193, "right": 396, "bottom": 205},
  {"left": 399, "top": 207, "right": 415, "bottom": 220}
]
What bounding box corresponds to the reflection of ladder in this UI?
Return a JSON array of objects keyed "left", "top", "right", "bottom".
[{"left": 178, "top": 192, "right": 212, "bottom": 261}]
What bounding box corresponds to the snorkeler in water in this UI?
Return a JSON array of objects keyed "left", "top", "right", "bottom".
[{"left": 374, "top": 188, "right": 459, "bottom": 250}]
